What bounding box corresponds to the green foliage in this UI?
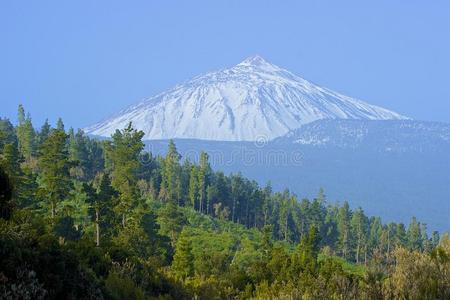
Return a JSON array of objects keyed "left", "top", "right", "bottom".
[
  {"left": 16, "top": 105, "right": 36, "bottom": 161},
  {"left": 172, "top": 228, "right": 194, "bottom": 279},
  {"left": 1, "top": 113, "right": 448, "bottom": 299},
  {"left": 37, "top": 128, "right": 72, "bottom": 219},
  {"left": 158, "top": 202, "right": 187, "bottom": 245},
  {"left": 105, "top": 122, "right": 144, "bottom": 227},
  {"left": 105, "top": 271, "right": 145, "bottom": 300},
  {"left": 159, "top": 139, "right": 182, "bottom": 204}
]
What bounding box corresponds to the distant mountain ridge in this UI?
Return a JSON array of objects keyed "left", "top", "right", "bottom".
[
  {"left": 275, "top": 119, "right": 450, "bottom": 152},
  {"left": 85, "top": 55, "right": 407, "bottom": 141}
]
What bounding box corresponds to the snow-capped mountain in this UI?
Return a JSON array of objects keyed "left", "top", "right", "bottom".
[{"left": 85, "top": 55, "right": 407, "bottom": 141}]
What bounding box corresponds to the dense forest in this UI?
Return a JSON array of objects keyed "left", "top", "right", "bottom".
[{"left": 1, "top": 105, "right": 449, "bottom": 299}]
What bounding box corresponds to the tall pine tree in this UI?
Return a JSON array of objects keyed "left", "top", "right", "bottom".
[{"left": 104, "top": 123, "right": 144, "bottom": 227}]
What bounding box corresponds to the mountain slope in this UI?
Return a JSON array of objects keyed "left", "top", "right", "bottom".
[
  {"left": 85, "top": 56, "right": 407, "bottom": 141},
  {"left": 275, "top": 119, "right": 450, "bottom": 151}
]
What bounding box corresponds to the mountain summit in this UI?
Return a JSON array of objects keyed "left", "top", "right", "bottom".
[{"left": 85, "top": 56, "right": 408, "bottom": 141}]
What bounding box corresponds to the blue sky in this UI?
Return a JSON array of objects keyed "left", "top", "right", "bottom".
[{"left": 1, "top": 1, "right": 449, "bottom": 129}]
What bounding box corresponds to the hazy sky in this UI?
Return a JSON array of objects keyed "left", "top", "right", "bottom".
[{"left": 1, "top": 1, "right": 449, "bottom": 129}]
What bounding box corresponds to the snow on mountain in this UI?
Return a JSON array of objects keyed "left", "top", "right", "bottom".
[{"left": 85, "top": 55, "right": 408, "bottom": 141}]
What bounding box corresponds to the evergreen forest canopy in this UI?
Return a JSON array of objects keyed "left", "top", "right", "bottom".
[{"left": 0, "top": 105, "right": 449, "bottom": 299}]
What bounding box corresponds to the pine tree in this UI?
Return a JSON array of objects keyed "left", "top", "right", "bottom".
[
  {"left": 407, "top": 217, "right": 422, "bottom": 251},
  {"left": 188, "top": 165, "right": 199, "bottom": 210},
  {"left": 159, "top": 140, "right": 181, "bottom": 204},
  {"left": 351, "top": 207, "right": 367, "bottom": 263},
  {"left": 38, "top": 119, "right": 51, "bottom": 145},
  {"left": 395, "top": 223, "right": 407, "bottom": 248},
  {"left": 37, "top": 128, "right": 71, "bottom": 219},
  {"left": 206, "top": 184, "right": 218, "bottom": 217},
  {"left": 1, "top": 143, "right": 21, "bottom": 179},
  {"left": 0, "top": 118, "right": 17, "bottom": 151},
  {"left": 172, "top": 228, "right": 194, "bottom": 279},
  {"left": 197, "top": 151, "right": 210, "bottom": 213},
  {"left": 104, "top": 123, "right": 144, "bottom": 227},
  {"left": 368, "top": 217, "right": 383, "bottom": 256},
  {"left": 16, "top": 105, "right": 36, "bottom": 161},
  {"left": 291, "top": 225, "right": 320, "bottom": 276},
  {"left": 89, "top": 173, "right": 116, "bottom": 246},
  {"left": 337, "top": 201, "right": 351, "bottom": 259},
  {"left": 56, "top": 117, "right": 65, "bottom": 132},
  {"left": 68, "top": 129, "right": 90, "bottom": 179},
  {"left": 158, "top": 201, "right": 187, "bottom": 246},
  {"left": 0, "top": 143, "right": 23, "bottom": 201},
  {"left": 431, "top": 231, "right": 440, "bottom": 249},
  {"left": 262, "top": 182, "right": 273, "bottom": 226},
  {"left": 278, "top": 195, "right": 292, "bottom": 242}
]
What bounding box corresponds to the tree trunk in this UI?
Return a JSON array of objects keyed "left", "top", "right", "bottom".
[
  {"left": 51, "top": 202, "right": 55, "bottom": 219},
  {"left": 284, "top": 215, "right": 288, "bottom": 242},
  {"left": 96, "top": 209, "right": 100, "bottom": 247},
  {"left": 356, "top": 238, "right": 360, "bottom": 264},
  {"left": 245, "top": 201, "right": 249, "bottom": 228},
  {"left": 232, "top": 198, "right": 236, "bottom": 222},
  {"left": 364, "top": 246, "right": 368, "bottom": 266},
  {"left": 387, "top": 229, "right": 390, "bottom": 258}
]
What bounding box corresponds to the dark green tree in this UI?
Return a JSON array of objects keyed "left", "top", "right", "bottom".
[
  {"left": 88, "top": 173, "right": 116, "bottom": 246},
  {"left": 197, "top": 151, "right": 210, "bottom": 213},
  {"left": 157, "top": 202, "right": 187, "bottom": 246},
  {"left": 56, "top": 117, "right": 65, "bottom": 132},
  {"left": 38, "top": 118, "right": 51, "bottom": 146},
  {"left": 0, "top": 118, "right": 17, "bottom": 151},
  {"left": 104, "top": 123, "right": 144, "bottom": 227},
  {"left": 407, "top": 217, "right": 422, "bottom": 251},
  {"left": 159, "top": 140, "right": 181, "bottom": 204},
  {"left": 37, "top": 128, "right": 71, "bottom": 219},
  {"left": 188, "top": 165, "right": 199, "bottom": 210},
  {"left": 351, "top": 207, "right": 368, "bottom": 263},
  {"left": 16, "top": 105, "right": 36, "bottom": 161},
  {"left": 337, "top": 201, "right": 351, "bottom": 259}
]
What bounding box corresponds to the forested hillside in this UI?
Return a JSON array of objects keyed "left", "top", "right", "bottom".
[{"left": 1, "top": 106, "right": 449, "bottom": 299}]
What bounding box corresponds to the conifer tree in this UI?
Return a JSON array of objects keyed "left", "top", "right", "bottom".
[
  {"left": 407, "top": 217, "right": 422, "bottom": 251},
  {"left": 104, "top": 123, "right": 144, "bottom": 227},
  {"left": 1, "top": 143, "right": 22, "bottom": 200},
  {"left": 188, "top": 165, "right": 199, "bottom": 210},
  {"left": 0, "top": 118, "right": 17, "bottom": 151},
  {"left": 368, "top": 217, "right": 383, "bottom": 255},
  {"left": 37, "top": 128, "right": 71, "bottom": 219},
  {"left": 16, "top": 105, "right": 36, "bottom": 161},
  {"left": 56, "top": 117, "right": 65, "bottom": 132},
  {"left": 68, "top": 129, "right": 90, "bottom": 179},
  {"left": 38, "top": 119, "right": 51, "bottom": 145},
  {"left": 172, "top": 228, "right": 194, "bottom": 279},
  {"left": 337, "top": 201, "right": 351, "bottom": 259},
  {"left": 88, "top": 173, "right": 116, "bottom": 246},
  {"left": 197, "top": 151, "right": 210, "bottom": 213},
  {"left": 395, "top": 223, "right": 407, "bottom": 248},
  {"left": 1, "top": 143, "right": 21, "bottom": 180},
  {"left": 160, "top": 140, "right": 181, "bottom": 204},
  {"left": 351, "top": 207, "right": 367, "bottom": 263},
  {"left": 158, "top": 201, "right": 187, "bottom": 246}
]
